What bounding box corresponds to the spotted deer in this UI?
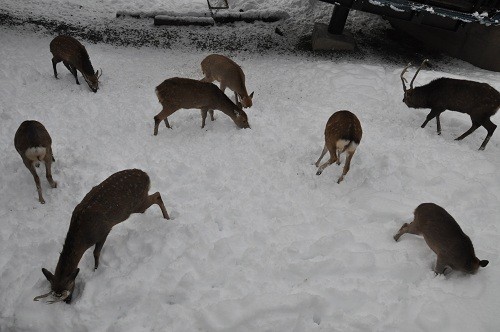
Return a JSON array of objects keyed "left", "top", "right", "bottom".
[
  {"left": 153, "top": 77, "right": 250, "bottom": 135},
  {"left": 34, "top": 169, "right": 170, "bottom": 304},
  {"left": 201, "top": 54, "right": 254, "bottom": 108},
  {"left": 14, "top": 120, "right": 57, "bottom": 204},
  {"left": 50, "top": 35, "right": 101, "bottom": 92},
  {"left": 394, "top": 203, "right": 489, "bottom": 275},
  {"left": 401, "top": 59, "right": 500, "bottom": 150},
  {"left": 315, "top": 111, "right": 362, "bottom": 183}
]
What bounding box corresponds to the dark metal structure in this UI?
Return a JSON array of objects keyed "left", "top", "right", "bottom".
[
  {"left": 318, "top": 0, "right": 500, "bottom": 71},
  {"left": 321, "top": 0, "right": 500, "bottom": 33}
]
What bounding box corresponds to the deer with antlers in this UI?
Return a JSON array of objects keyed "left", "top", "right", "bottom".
[{"left": 400, "top": 59, "right": 500, "bottom": 150}]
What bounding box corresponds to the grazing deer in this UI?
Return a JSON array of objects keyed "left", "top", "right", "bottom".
[
  {"left": 315, "top": 110, "right": 362, "bottom": 183},
  {"left": 394, "top": 203, "right": 489, "bottom": 275},
  {"left": 401, "top": 59, "right": 500, "bottom": 150},
  {"left": 201, "top": 54, "right": 254, "bottom": 108},
  {"left": 50, "top": 35, "right": 101, "bottom": 92},
  {"left": 34, "top": 169, "right": 170, "bottom": 304},
  {"left": 14, "top": 120, "right": 57, "bottom": 204},
  {"left": 153, "top": 77, "right": 250, "bottom": 135}
]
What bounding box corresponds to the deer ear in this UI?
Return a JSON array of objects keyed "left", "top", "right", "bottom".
[
  {"left": 42, "top": 268, "right": 54, "bottom": 282},
  {"left": 249, "top": 91, "right": 254, "bottom": 99},
  {"left": 70, "top": 268, "right": 80, "bottom": 280},
  {"left": 480, "top": 260, "right": 489, "bottom": 267}
]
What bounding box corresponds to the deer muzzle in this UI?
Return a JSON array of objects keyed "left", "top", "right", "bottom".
[{"left": 33, "top": 290, "right": 70, "bottom": 304}]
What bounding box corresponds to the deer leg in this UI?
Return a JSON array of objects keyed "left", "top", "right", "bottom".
[
  {"left": 136, "top": 192, "right": 170, "bottom": 219},
  {"left": 154, "top": 108, "right": 174, "bottom": 135},
  {"left": 44, "top": 149, "right": 57, "bottom": 188},
  {"left": 337, "top": 150, "right": 355, "bottom": 184},
  {"left": 455, "top": 120, "right": 480, "bottom": 141},
  {"left": 316, "top": 145, "right": 338, "bottom": 176},
  {"left": 72, "top": 66, "right": 80, "bottom": 85},
  {"left": 51, "top": 57, "right": 60, "bottom": 78},
  {"left": 421, "top": 109, "right": 443, "bottom": 131},
  {"left": 233, "top": 91, "right": 242, "bottom": 107},
  {"left": 478, "top": 118, "right": 497, "bottom": 151},
  {"left": 62, "top": 61, "right": 79, "bottom": 84},
  {"left": 62, "top": 61, "right": 72, "bottom": 73},
  {"left": 24, "top": 159, "right": 44, "bottom": 204},
  {"left": 393, "top": 221, "right": 420, "bottom": 241},
  {"left": 209, "top": 110, "right": 215, "bottom": 121},
  {"left": 93, "top": 232, "right": 110, "bottom": 270},
  {"left": 436, "top": 114, "right": 442, "bottom": 135},
  {"left": 163, "top": 118, "right": 171, "bottom": 129},
  {"left": 434, "top": 256, "right": 447, "bottom": 275},
  {"left": 336, "top": 149, "right": 342, "bottom": 165},
  {"left": 66, "top": 63, "right": 79, "bottom": 85},
  {"left": 315, "top": 145, "right": 328, "bottom": 167},
  {"left": 201, "top": 109, "right": 208, "bottom": 128}
]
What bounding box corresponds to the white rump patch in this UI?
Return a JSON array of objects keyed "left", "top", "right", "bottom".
[
  {"left": 336, "top": 139, "right": 350, "bottom": 151},
  {"left": 25, "top": 147, "right": 46, "bottom": 162},
  {"left": 336, "top": 140, "right": 358, "bottom": 153}
]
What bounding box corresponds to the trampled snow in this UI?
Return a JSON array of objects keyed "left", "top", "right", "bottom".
[{"left": 1, "top": 2, "right": 500, "bottom": 331}]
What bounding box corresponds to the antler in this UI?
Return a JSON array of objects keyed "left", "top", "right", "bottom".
[
  {"left": 410, "top": 59, "right": 429, "bottom": 89},
  {"left": 400, "top": 62, "right": 412, "bottom": 92}
]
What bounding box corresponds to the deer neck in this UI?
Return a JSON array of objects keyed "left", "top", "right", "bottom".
[
  {"left": 411, "top": 87, "right": 430, "bottom": 108},
  {"left": 54, "top": 232, "right": 87, "bottom": 280},
  {"left": 214, "top": 93, "right": 239, "bottom": 119}
]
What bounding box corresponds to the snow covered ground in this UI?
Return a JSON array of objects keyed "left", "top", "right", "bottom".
[{"left": 1, "top": 1, "right": 500, "bottom": 331}]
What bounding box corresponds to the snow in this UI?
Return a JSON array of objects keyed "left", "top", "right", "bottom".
[{"left": 1, "top": 1, "right": 500, "bottom": 331}]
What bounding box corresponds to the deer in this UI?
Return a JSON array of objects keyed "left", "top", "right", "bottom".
[
  {"left": 401, "top": 59, "right": 500, "bottom": 150},
  {"left": 394, "top": 203, "right": 489, "bottom": 275},
  {"left": 153, "top": 77, "right": 250, "bottom": 135},
  {"left": 34, "top": 169, "right": 170, "bottom": 304},
  {"left": 50, "top": 35, "right": 101, "bottom": 92},
  {"left": 315, "top": 110, "right": 362, "bottom": 184},
  {"left": 201, "top": 54, "right": 254, "bottom": 109},
  {"left": 14, "top": 120, "right": 57, "bottom": 204}
]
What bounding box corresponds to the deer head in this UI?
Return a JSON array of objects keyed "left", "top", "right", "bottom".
[
  {"left": 83, "top": 69, "right": 102, "bottom": 93},
  {"left": 400, "top": 59, "right": 428, "bottom": 107},
  {"left": 233, "top": 106, "right": 250, "bottom": 129},
  {"left": 238, "top": 91, "right": 254, "bottom": 108},
  {"left": 464, "top": 257, "right": 489, "bottom": 274},
  {"left": 34, "top": 268, "right": 80, "bottom": 304}
]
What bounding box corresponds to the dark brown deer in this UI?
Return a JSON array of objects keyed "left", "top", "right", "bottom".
[
  {"left": 315, "top": 110, "right": 362, "bottom": 183},
  {"left": 153, "top": 77, "right": 250, "bottom": 135},
  {"left": 201, "top": 54, "right": 254, "bottom": 108},
  {"left": 34, "top": 169, "right": 170, "bottom": 304},
  {"left": 394, "top": 203, "right": 489, "bottom": 275},
  {"left": 401, "top": 59, "right": 500, "bottom": 150},
  {"left": 14, "top": 120, "right": 57, "bottom": 204},
  {"left": 50, "top": 35, "right": 101, "bottom": 92}
]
